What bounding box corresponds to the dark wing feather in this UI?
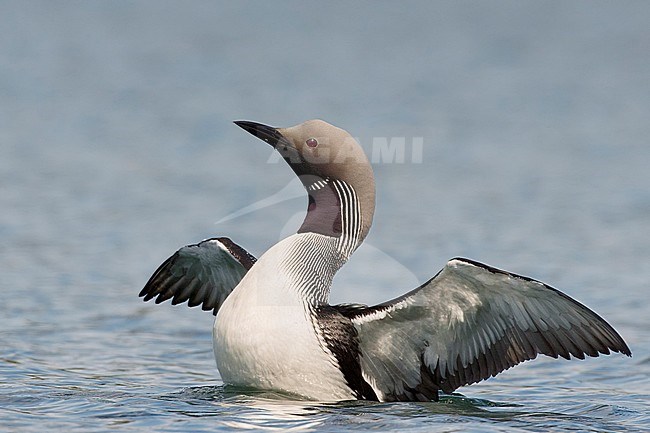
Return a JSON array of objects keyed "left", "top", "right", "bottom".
[
  {"left": 344, "top": 258, "right": 631, "bottom": 401},
  {"left": 139, "top": 237, "right": 256, "bottom": 315}
]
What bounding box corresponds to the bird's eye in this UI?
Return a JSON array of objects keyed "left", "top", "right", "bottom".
[{"left": 306, "top": 138, "right": 318, "bottom": 148}]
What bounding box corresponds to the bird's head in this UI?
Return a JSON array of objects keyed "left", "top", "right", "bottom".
[{"left": 235, "top": 119, "right": 375, "bottom": 253}]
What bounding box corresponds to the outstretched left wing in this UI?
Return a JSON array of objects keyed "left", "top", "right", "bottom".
[
  {"left": 139, "top": 237, "right": 256, "bottom": 315},
  {"left": 339, "top": 258, "right": 631, "bottom": 402}
]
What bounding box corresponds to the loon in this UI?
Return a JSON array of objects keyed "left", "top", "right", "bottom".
[{"left": 140, "top": 119, "right": 631, "bottom": 402}]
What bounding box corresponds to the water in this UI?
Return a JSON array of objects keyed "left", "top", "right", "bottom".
[{"left": 1, "top": 1, "right": 649, "bottom": 431}]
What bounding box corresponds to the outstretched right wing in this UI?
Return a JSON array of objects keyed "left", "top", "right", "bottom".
[
  {"left": 139, "top": 237, "right": 256, "bottom": 315},
  {"left": 340, "top": 258, "right": 631, "bottom": 401}
]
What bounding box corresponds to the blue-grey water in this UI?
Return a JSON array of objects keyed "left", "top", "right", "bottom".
[{"left": 1, "top": 1, "right": 649, "bottom": 432}]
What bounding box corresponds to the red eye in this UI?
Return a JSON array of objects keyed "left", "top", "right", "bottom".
[{"left": 306, "top": 138, "right": 318, "bottom": 148}]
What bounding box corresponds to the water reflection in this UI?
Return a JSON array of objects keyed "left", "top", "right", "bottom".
[
  {"left": 163, "top": 386, "right": 329, "bottom": 431},
  {"left": 162, "top": 386, "right": 532, "bottom": 429},
  {"left": 152, "top": 385, "right": 647, "bottom": 433}
]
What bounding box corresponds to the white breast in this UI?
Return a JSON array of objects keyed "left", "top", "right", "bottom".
[{"left": 213, "top": 234, "right": 354, "bottom": 401}]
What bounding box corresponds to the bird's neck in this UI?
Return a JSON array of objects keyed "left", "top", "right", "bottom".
[
  {"left": 240, "top": 233, "right": 346, "bottom": 307},
  {"left": 298, "top": 178, "right": 363, "bottom": 261},
  {"left": 242, "top": 177, "right": 367, "bottom": 306}
]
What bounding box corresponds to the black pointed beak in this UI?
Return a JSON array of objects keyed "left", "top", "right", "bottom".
[
  {"left": 235, "top": 120, "right": 308, "bottom": 175},
  {"left": 234, "top": 120, "right": 285, "bottom": 148}
]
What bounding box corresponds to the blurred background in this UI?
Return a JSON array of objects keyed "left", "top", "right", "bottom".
[{"left": 1, "top": 1, "right": 648, "bottom": 432}]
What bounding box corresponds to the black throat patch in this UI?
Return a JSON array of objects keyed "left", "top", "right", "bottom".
[{"left": 298, "top": 181, "right": 342, "bottom": 238}]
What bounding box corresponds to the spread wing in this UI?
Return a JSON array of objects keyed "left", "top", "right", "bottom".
[
  {"left": 139, "top": 237, "right": 256, "bottom": 315},
  {"left": 340, "top": 258, "right": 631, "bottom": 402}
]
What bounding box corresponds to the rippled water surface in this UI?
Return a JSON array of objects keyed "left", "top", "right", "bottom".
[{"left": 2, "top": 2, "right": 649, "bottom": 432}]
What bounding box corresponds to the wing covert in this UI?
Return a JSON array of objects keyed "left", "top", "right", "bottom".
[
  {"left": 345, "top": 258, "right": 631, "bottom": 401},
  {"left": 139, "top": 237, "right": 256, "bottom": 315}
]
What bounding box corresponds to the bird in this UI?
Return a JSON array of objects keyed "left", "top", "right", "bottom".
[{"left": 140, "top": 119, "right": 631, "bottom": 402}]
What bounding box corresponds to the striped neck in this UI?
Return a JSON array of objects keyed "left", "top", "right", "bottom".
[
  {"left": 298, "top": 177, "right": 362, "bottom": 260},
  {"left": 278, "top": 232, "right": 345, "bottom": 305}
]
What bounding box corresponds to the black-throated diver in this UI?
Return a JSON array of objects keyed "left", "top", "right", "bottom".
[{"left": 140, "top": 119, "right": 631, "bottom": 402}]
